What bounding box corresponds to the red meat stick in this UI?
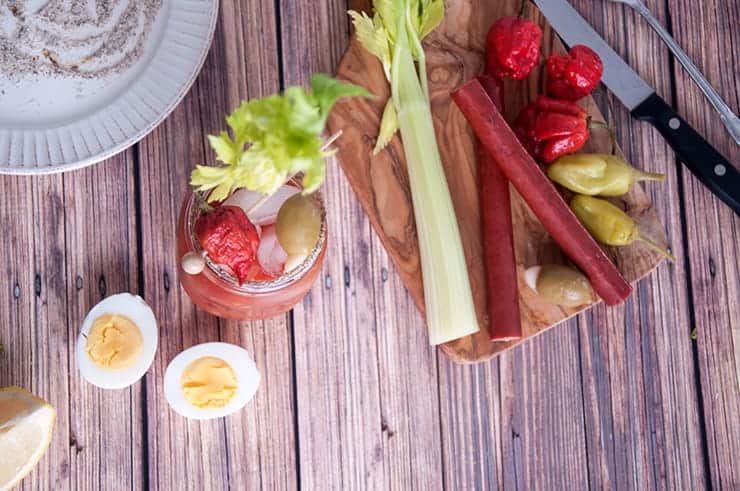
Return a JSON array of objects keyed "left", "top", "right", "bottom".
[
  {"left": 476, "top": 75, "right": 522, "bottom": 341},
  {"left": 452, "top": 79, "right": 632, "bottom": 305}
]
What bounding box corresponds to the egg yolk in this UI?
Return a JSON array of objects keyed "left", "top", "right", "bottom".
[
  {"left": 181, "top": 357, "right": 238, "bottom": 409},
  {"left": 85, "top": 314, "right": 143, "bottom": 370}
]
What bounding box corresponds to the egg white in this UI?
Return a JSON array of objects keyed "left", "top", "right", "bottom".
[
  {"left": 76, "top": 293, "right": 158, "bottom": 390},
  {"left": 164, "top": 342, "right": 260, "bottom": 420}
]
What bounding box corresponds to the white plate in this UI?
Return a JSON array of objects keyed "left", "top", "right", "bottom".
[{"left": 0, "top": 0, "right": 218, "bottom": 174}]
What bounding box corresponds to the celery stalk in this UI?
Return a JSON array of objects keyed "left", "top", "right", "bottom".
[
  {"left": 396, "top": 71, "right": 479, "bottom": 344},
  {"left": 352, "top": 1, "right": 479, "bottom": 345}
]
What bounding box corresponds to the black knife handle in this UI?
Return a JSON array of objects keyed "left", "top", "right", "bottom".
[{"left": 631, "top": 93, "right": 739, "bottom": 215}]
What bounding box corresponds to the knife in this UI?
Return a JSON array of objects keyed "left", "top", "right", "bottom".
[{"left": 533, "top": 0, "right": 740, "bottom": 215}]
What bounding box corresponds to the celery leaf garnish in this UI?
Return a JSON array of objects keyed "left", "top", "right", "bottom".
[{"left": 191, "top": 74, "right": 369, "bottom": 201}]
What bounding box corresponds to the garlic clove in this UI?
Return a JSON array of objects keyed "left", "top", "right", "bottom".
[{"left": 523, "top": 266, "right": 542, "bottom": 292}]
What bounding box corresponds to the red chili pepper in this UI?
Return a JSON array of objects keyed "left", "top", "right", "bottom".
[
  {"left": 485, "top": 15, "right": 542, "bottom": 80},
  {"left": 513, "top": 96, "right": 592, "bottom": 163},
  {"left": 545, "top": 45, "right": 603, "bottom": 100},
  {"left": 195, "top": 205, "right": 260, "bottom": 284}
]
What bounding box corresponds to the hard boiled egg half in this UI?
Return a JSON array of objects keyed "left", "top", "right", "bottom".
[
  {"left": 76, "top": 293, "right": 158, "bottom": 390},
  {"left": 164, "top": 343, "right": 260, "bottom": 420}
]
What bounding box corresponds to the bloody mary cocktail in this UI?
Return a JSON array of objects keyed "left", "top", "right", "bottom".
[
  {"left": 177, "top": 188, "right": 327, "bottom": 320},
  {"left": 174, "top": 74, "right": 367, "bottom": 320}
]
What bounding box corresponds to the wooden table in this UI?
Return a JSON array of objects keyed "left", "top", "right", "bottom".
[{"left": 1, "top": 0, "right": 737, "bottom": 489}]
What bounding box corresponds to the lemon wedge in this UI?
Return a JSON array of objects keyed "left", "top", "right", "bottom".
[{"left": 0, "top": 387, "right": 56, "bottom": 490}]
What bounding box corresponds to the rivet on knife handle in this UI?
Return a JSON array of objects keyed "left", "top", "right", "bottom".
[{"left": 632, "top": 93, "right": 740, "bottom": 215}]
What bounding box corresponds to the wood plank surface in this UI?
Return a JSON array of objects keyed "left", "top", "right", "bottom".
[
  {"left": 569, "top": 3, "right": 708, "bottom": 489},
  {"left": 0, "top": 0, "right": 737, "bottom": 489},
  {"left": 63, "top": 157, "right": 145, "bottom": 491},
  {"left": 666, "top": 0, "right": 740, "bottom": 487},
  {"left": 0, "top": 175, "right": 75, "bottom": 491},
  {"left": 136, "top": 0, "right": 298, "bottom": 489},
  {"left": 0, "top": 159, "right": 144, "bottom": 491}
]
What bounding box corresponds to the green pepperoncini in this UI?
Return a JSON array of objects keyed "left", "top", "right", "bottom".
[
  {"left": 570, "top": 195, "right": 675, "bottom": 261},
  {"left": 548, "top": 154, "right": 665, "bottom": 197}
]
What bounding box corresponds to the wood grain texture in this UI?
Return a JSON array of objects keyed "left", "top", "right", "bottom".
[
  {"left": 563, "top": 2, "right": 708, "bottom": 488},
  {"left": 2, "top": 0, "right": 737, "bottom": 489},
  {"left": 0, "top": 157, "right": 144, "bottom": 491},
  {"left": 137, "top": 0, "right": 298, "bottom": 489},
  {"left": 283, "top": 0, "right": 445, "bottom": 488},
  {"left": 438, "top": 327, "right": 594, "bottom": 490},
  {"left": 666, "top": 0, "right": 740, "bottom": 487},
  {"left": 328, "top": 0, "right": 669, "bottom": 363},
  {"left": 0, "top": 174, "right": 73, "bottom": 491},
  {"left": 63, "top": 157, "right": 145, "bottom": 491}
]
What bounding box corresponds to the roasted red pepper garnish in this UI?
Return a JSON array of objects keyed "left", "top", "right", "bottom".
[
  {"left": 195, "top": 206, "right": 260, "bottom": 284},
  {"left": 545, "top": 45, "right": 603, "bottom": 100},
  {"left": 513, "top": 96, "right": 594, "bottom": 163},
  {"left": 485, "top": 16, "right": 543, "bottom": 80}
]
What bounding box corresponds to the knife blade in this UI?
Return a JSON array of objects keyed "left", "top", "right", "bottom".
[{"left": 533, "top": 0, "right": 739, "bottom": 215}]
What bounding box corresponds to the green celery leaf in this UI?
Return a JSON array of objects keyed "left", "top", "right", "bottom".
[
  {"left": 349, "top": 11, "right": 384, "bottom": 59},
  {"left": 191, "top": 164, "right": 232, "bottom": 190},
  {"left": 191, "top": 165, "right": 239, "bottom": 202},
  {"left": 207, "top": 132, "right": 238, "bottom": 165},
  {"left": 310, "top": 74, "right": 371, "bottom": 126},
  {"left": 193, "top": 75, "right": 368, "bottom": 202},
  {"left": 349, "top": 0, "right": 445, "bottom": 153},
  {"left": 374, "top": 0, "right": 400, "bottom": 40},
  {"left": 237, "top": 148, "right": 288, "bottom": 194},
  {"left": 301, "top": 158, "right": 327, "bottom": 194},
  {"left": 284, "top": 86, "right": 324, "bottom": 135},
  {"left": 349, "top": 11, "right": 393, "bottom": 81},
  {"left": 225, "top": 102, "right": 257, "bottom": 148},
  {"left": 373, "top": 99, "right": 399, "bottom": 154},
  {"left": 210, "top": 181, "right": 234, "bottom": 203},
  {"left": 418, "top": 0, "right": 445, "bottom": 39}
]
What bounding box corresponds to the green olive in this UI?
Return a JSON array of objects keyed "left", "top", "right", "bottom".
[
  {"left": 535, "top": 265, "right": 594, "bottom": 307},
  {"left": 276, "top": 194, "right": 322, "bottom": 255}
]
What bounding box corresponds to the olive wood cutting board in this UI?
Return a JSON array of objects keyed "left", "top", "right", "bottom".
[{"left": 327, "top": 0, "right": 669, "bottom": 363}]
